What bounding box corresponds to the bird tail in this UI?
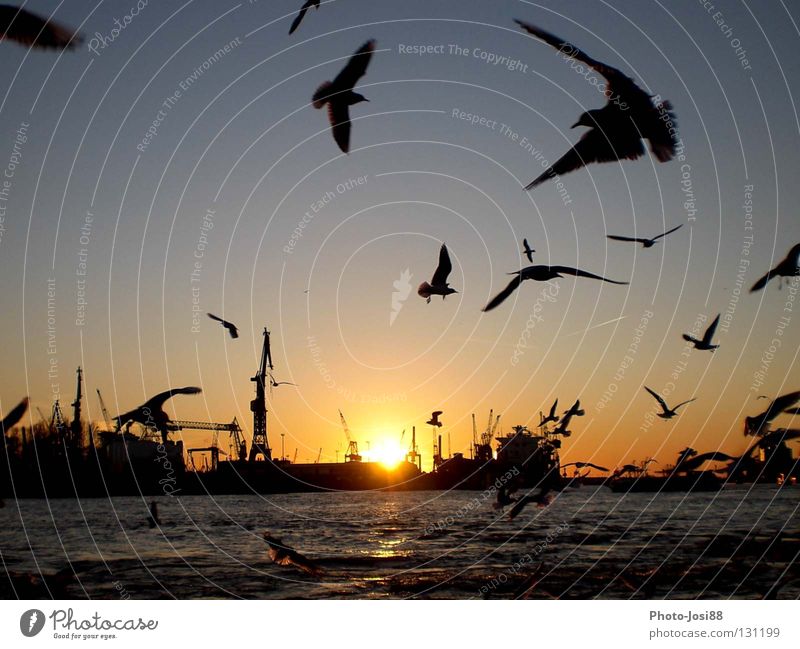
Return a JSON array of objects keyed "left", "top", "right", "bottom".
[
  {"left": 650, "top": 100, "right": 678, "bottom": 162},
  {"left": 312, "top": 81, "right": 333, "bottom": 108}
]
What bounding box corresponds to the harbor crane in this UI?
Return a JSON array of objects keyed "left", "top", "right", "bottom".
[
  {"left": 70, "top": 366, "right": 83, "bottom": 447},
  {"left": 172, "top": 418, "right": 247, "bottom": 471},
  {"left": 96, "top": 389, "right": 114, "bottom": 431},
  {"left": 338, "top": 409, "right": 361, "bottom": 462},
  {"left": 249, "top": 327, "right": 273, "bottom": 462}
]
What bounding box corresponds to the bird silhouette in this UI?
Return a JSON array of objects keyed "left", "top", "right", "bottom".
[
  {"left": 682, "top": 314, "right": 720, "bottom": 351},
  {"left": 263, "top": 532, "right": 322, "bottom": 576},
  {"left": 563, "top": 399, "right": 585, "bottom": 418},
  {"left": 113, "top": 387, "right": 202, "bottom": 443},
  {"left": 418, "top": 243, "right": 458, "bottom": 303},
  {"left": 493, "top": 483, "right": 517, "bottom": 510},
  {"left": 514, "top": 20, "right": 677, "bottom": 190},
  {"left": 744, "top": 390, "right": 800, "bottom": 436},
  {"left": 522, "top": 238, "right": 535, "bottom": 262},
  {"left": 677, "top": 451, "right": 738, "bottom": 472},
  {"left": 750, "top": 243, "right": 800, "bottom": 292},
  {"left": 1, "top": 396, "right": 28, "bottom": 434},
  {"left": 207, "top": 313, "right": 239, "bottom": 339},
  {"left": 482, "top": 264, "right": 627, "bottom": 312},
  {"left": 508, "top": 486, "right": 556, "bottom": 519},
  {"left": 147, "top": 501, "right": 161, "bottom": 529},
  {"left": 427, "top": 411, "right": 443, "bottom": 427},
  {"left": 313, "top": 39, "right": 375, "bottom": 153},
  {"left": 644, "top": 386, "right": 695, "bottom": 419},
  {"left": 561, "top": 461, "right": 609, "bottom": 472},
  {"left": 538, "top": 398, "right": 559, "bottom": 427},
  {"left": 0, "top": 5, "right": 81, "bottom": 49},
  {"left": 270, "top": 376, "right": 297, "bottom": 388},
  {"left": 288, "top": 0, "right": 320, "bottom": 35},
  {"left": 607, "top": 224, "right": 683, "bottom": 248}
]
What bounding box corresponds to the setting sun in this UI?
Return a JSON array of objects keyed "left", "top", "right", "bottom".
[{"left": 363, "top": 438, "right": 407, "bottom": 469}]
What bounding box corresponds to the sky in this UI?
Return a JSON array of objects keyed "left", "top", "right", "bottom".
[{"left": 1, "top": 0, "right": 799, "bottom": 472}]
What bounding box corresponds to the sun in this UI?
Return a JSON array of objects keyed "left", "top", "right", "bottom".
[{"left": 365, "top": 438, "right": 406, "bottom": 469}]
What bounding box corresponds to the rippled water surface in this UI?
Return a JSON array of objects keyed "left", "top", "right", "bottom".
[{"left": 1, "top": 485, "right": 798, "bottom": 599}]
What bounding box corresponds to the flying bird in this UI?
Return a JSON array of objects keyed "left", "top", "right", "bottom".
[
  {"left": 493, "top": 483, "right": 517, "bottom": 510},
  {"left": 682, "top": 313, "right": 720, "bottom": 352},
  {"left": 563, "top": 399, "right": 585, "bottom": 418},
  {"left": 313, "top": 39, "right": 375, "bottom": 153},
  {"left": 263, "top": 532, "right": 322, "bottom": 576},
  {"left": 514, "top": 19, "right": 678, "bottom": 190},
  {"left": 418, "top": 243, "right": 458, "bottom": 303},
  {"left": 270, "top": 376, "right": 297, "bottom": 388},
  {"left": 427, "top": 411, "right": 443, "bottom": 427},
  {"left": 744, "top": 390, "right": 800, "bottom": 436},
  {"left": 0, "top": 5, "right": 81, "bottom": 49},
  {"left": 644, "top": 386, "right": 695, "bottom": 420},
  {"left": 482, "top": 264, "right": 627, "bottom": 312},
  {"left": 508, "top": 486, "right": 556, "bottom": 520},
  {"left": 522, "top": 238, "right": 535, "bottom": 263},
  {"left": 538, "top": 398, "right": 559, "bottom": 427},
  {"left": 207, "top": 313, "right": 239, "bottom": 339},
  {"left": 1, "top": 396, "right": 28, "bottom": 434},
  {"left": 750, "top": 243, "right": 800, "bottom": 292},
  {"left": 612, "top": 463, "right": 643, "bottom": 478},
  {"left": 288, "top": 0, "right": 320, "bottom": 35},
  {"left": 113, "top": 387, "right": 202, "bottom": 443},
  {"left": 561, "top": 461, "right": 609, "bottom": 472},
  {"left": 678, "top": 451, "right": 738, "bottom": 473},
  {"left": 607, "top": 224, "right": 683, "bottom": 248}
]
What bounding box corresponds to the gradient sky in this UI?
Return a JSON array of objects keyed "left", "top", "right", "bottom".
[{"left": 1, "top": 0, "right": 799, "bottom": 472}]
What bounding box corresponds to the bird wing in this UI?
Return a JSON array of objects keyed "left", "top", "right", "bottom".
[
  {"left": 482, "top": 275, "right": 524, "bottom": 312},
  {"left": 145, "top": 386, "right": 203, "bottom": 410},
  {"left": 288, "top": 0, "right": 313, "bottom": 34},
  {"left": 682, "top": 333, "right": 699, "bottom": 344},
  {"left": 680, "top": 451, "right": 737, "bottom": 471},
  {"left": 607, "top": 234, "right": 645, "bottom": 243},
  {"left": 1, "top": 397, "right": 28, "bottom": 433},
  {"left": 514, "top": 19, "right": 639, "bottom": 100},
  {"left": 673, "top": 398, "right": 696, "bottom": 411},
  {"left": 228, "top": 324, "right": 239, "bottom": 339},
  {"left": 652, "top": 224, "right": 683, "bottom": 241},
  {"left": 549, "top": 398, "right": 558, "bottom": 418},
  {"left": 644, "top": 386, "right": 668, "bottom": 412},
  {"left": 749, "top": 269, "right": 774, "bottom": 292},
  {"left": 783, "top": 407, "right": 800, "bottom": 416},
  {"left": 431, "top": 410, "right": 443, "bottom": 417},
  {"left": 328, "top": 101, "right": 351, "bottom": 153},
  {"left": 760, "top": 391, "right": 800, "bottom": 423},
  {"left": 549, "top": 265, "right": 629, "bottom": 285},
  {"left": 431, "top": 244, "right": 452, "bottom": 285},
  {"left": 207, "top": 312, "right": 223, "bottom": 323},
  {"left": 525, "top": 128, "right": 645, "bottom": 190},
  {"left": 703, "top": 314, "right": 720, "bottom": 344},
  {"left": 0, "top": 6, "right": 81, "bottom": 49},
  {"left": 586, "top": 462, "right": 609, "bottom": 472},
  {"left": 333, "top": 39, "right": 376, "bottom": 89},
  {"left": 523, "top": 238, "right": 534, "bottom": 262}
]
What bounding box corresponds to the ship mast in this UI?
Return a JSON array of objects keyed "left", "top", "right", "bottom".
[
  {"left": 70, "top": 366, "right": 83, "bottom": 448},
  {"left": 248, "top": 327, "right": 273, "bottom": 462}
]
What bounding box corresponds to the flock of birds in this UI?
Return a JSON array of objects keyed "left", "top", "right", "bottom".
[{"left": 0, "top": 2, "right": 799, "bottom": 572}]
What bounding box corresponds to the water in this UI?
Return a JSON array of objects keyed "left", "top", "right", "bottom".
[{"left": 1, "top": 485, "right": 798, "bottom": 599}]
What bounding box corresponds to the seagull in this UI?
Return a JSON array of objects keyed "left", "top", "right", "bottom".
[
  {"left": 744, "top": 390, "right": 800, "bottom": 436},
  {"left": 263, "top": 532, "right": 322, "bottom": 576},
  {"left": 612, "top": 463, "right": 642, "bottom": 478},
  {"left": 508, "top": 486, "right": 556, "bottom": 520},
  {"left": 563, "top": 399, "right": 585, "bottom": 418},
  {"left": 313, "top": 39, "right": 375, "bottom": 153},
  {"left": 417, "top": 243, "right": 458, "bottom": 303},
  {"left": 426, "top": 411, "right": 443, "bottom": 427},
  {"left": 113, "top": 387, "right": 202, "bottom": 443},
  {"left": 493, "top": 483, "right": 517, "bottom": 510},
  {"left": 682, "top": 313, "right": 720, "bottom": 351},
  {"left": 644, "top": 386, "right": 695, "bottom": 420},
  {"left": 561, "top": 461, "right": 609, "bottom": 472},
  {"left": 270, "top": 376, "right": 297, "bottom": 388},
  {"left": 607, "top": 224, "right": 683, "bottom": 248},
  {"left": 522, "top": 238, "right": 535, "bottom": 263},
  {"left": 750, "top": 243, "right": 800, "bottom": 292},
  {"left": 207, "top": 313, "right": 239, "bottom": 339},
  {"left": 0, "top": 5, "right": 81, "bottom": 49},
  {"left": 482, "top": 264, "right": 628, "bottom": 312},
  {"left": 538, "top": 398, "right": 559, "bottom": 427},
  {"left": 1, "top": 396, "right": 28, "bottom": 434},
  {"left": 678, "top": 451, "right": 738, "bottom": 472},
  {"left": 514, "top": 20, "right": 678, "bottom": 190},
  {"left": 288, "top": 0, "right": 320, "bottom": 35}
]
